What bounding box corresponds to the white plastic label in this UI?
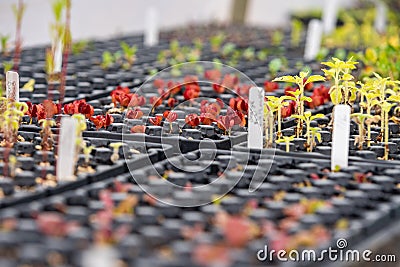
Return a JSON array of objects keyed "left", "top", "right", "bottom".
[
  {"left": 374, "top": 1, "right": 387, "bottom": 33},
  {"left": 331, "top": 105, "right": 351, "bottom": 170},
  {"left": 322, "top": 0, "right": 339, "bottom": 34},
  {"left": 304, "top": 19, "right": 323, "bottom": 61},
  {"left": 144, "top": 7, "right": 159, "bottom": 47},
  {"left": 54, "top": 40, "right": 63, "bottom": 73},
  {"left": 6, "top": 71, "right": 19, "bottom": 101},
  {"left": 248, "top": 87, "right": 264, "bottom": 149},
  {"left": 82, "top": 246, "right": 118, "bottom": 267},
  {"left": 57, "top": 117, "right": 77, "bottom": 181}
]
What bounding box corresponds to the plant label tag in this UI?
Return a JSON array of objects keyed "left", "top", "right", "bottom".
[
  {"left": 144, "top": 7, "right": 159, "bottom": 47},
  {"left": 374, "top": 1, "right": 387, "bottom": 33},
  {"left": 6, "top": 71, "right": 19, "bottom": 101},
  {"left": 248, "top": 87, "right": 264, "bottom": 149},
  {"left": 82, "top": 246, "right": 118, "bottom": 267},
  {"left": 331, "top": 105, "right": 351, "bottom": 171},
  {"left": 304, "top": 19, "right": 323, "bottom": 61},
  {"left": 322, "top": 0, "right": 339, "bottom": 34},
  {"left": 57, "top": 117, "right": 77, "bottom": 181},
  {"left": 54, "top": 40, "right": 63, "bottom": 73}
]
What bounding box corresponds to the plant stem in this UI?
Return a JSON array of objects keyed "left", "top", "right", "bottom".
[
  {"left": 277, "top": 106, "right": 282, "bottom": 137},
  {"left": 269, "top": 112, "right": 274, "bottom": 148},
  {"left": 12, "top": 0, "right": 24, "bottom": 72},
  {"left": 285, "top": 140, "right": 290, "bottom": 152}
]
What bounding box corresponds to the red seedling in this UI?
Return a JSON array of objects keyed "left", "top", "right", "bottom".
[
  {"left": 111, "top": 86, "right": 130, "bottom": 107},
  {"left": 129, "top": 94, "right": 146, "bottom": 107},
  {"left": 183, "top": 86, "right": 200, "bottom": 100},
  {"left": 90, "top": 114, "right": 114, "bottom": 130},
  {"left": 185, "top": 113, "right": 200, "bottom": 127},
  {"left": 153, "top": 78, "right": 165, "bottom": 89},
  {"left": 163, "top": 110, "right": 178, "bottom": 123},
  {"left": 149, "top": 115, "right": 163, "bottom": 126},
  {"left": 167, "top": 98, "right": 177, "bottom": 108},
  {"left": 193, "top": 244, "right": 230, "bottom": 267},
  {"left": 264, "top": 80, "right": 279, "bottom": 92},
  {"left": 125, "top": 108, "right": 143, "bottom": 119},
  {"left": 229, "top": 97, "right": 248, "bottom": 114},
  {"left": 281, "top": 100, "right": 296, "bottom": 118},
  {"left": 64, "top": 99, "right": 94, "bottom": 118},
  {"left": 167, "top": 80, "right": 181, "bottom": 96},
  {"left": 149, "top": 96, "right": 163, "bottom": 109},
  {"left": 307, "top": 84, "right": 330, "bottom": 108},
  {"left": 131, "top": 125, "right": 146, "bottom": 133},
  {"left": 204, "top": 69, "right": 221, "bottom": 82}
]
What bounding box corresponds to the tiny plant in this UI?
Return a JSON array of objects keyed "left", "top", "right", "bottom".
[
  {"left": 12, "top": 0, "right": 26, "bottom": 71},
  {"left": 291, "top": 111, "right": 325, "bottom": 152},
  {"left": 109, "top": 142, "right": 124, "bottom": 163},
  {"left": 351, "top": 113, "right": 373, "bottom": 150},
  {"left": 321, "top": 57, "right": 358, "bottom": 105},
  {"left": 273, "top": 71, "right": 325, "bottom": 137},
  {"left": 276, "top": 135, "right": 295, "bottom": 152},
  {"left": 0, "top": 35, "right": 10, "bottom": 56}
]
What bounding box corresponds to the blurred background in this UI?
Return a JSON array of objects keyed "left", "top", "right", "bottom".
[{"left": 0, "top": 0, "right": 357, "bottom": 47}]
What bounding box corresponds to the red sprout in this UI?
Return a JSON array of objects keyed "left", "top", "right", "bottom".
[{"left": 185, "top": 113, "right": 200, "bottom": 127}]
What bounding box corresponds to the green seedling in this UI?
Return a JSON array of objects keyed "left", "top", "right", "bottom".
[
  {"left": 82, "top": 144, "right": 94, "bottom": 166},
  {"left": 322, "top": 57, "right": 358, "bottom": 105},
  {"left": 276, "top": 135, "right": 295, "bottom": 152},
  {"left": 351, "top": 113, "right": 373, "bottom": 150},
  {"left": 22, "top": 79, "right": 35, "bottom": 92},
  {"left": 12, "top": 0, "right": 26, "bottom": 71},
  {"left": 273, "top": 71, "right": 325, "bottom": 137},
  {"left": 210, "top": 33, "right": 225, "bottom": 52},
  {"left": 271, "top": 30, "right": 284, "bottom": 46},
  {"left": 0, "top": 35, "right": 10, "bottom": 56},
  {"left": 290, "top": 19, "right": 303, "bottom": 47},
  {"left": 120, "top": 41, "right": 137, "bottom": 69},
  {"left": 109, "top": 142, "right": 124, "bottom": 162},
  {"left": 267, "top": 95, "right": 296, "bottom": 137},
  {"left": 291, "top": 111, "right": 324, "bottom": 152}
]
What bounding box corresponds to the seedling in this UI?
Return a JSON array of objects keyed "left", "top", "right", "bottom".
[
  {"left": 358, "top": 80, "right": 380, "bottom": 146},
  {"left": 39, "top": 119, "right": 56, "bottom": 151},
  {"left": 271, "top": 30, "right": 284, "bottom": 46},
  {"left": 309, "top": 127, "right": 322, "bottom": 152},
  {"left": 210, "top": 33, "right": 225, "bottom": 52},
  {"left": 109, "top": 142, "right": 124, "bottom": 162},
  {"left": 120, "top": 41, "right": 137, "bottom": 69},
  {"left": 291, "top": 19, "right": 303, "bottom": 47},
  {"left": 101, "top": 51, "right": 115, "bottom": 69},
  {"left": 273, "top": 71, "right": 325, "bottom": 136},
  {"left": 0, "top": 35, "right": 10, "bottom": 56},
  {"left": 71, "top": 40, "right": 89, "bottom": 55},
  {"left": 268, "top": 58, "right": 283, "bottom": 78},
  {"left": 12, "top": 0, "right": 26, "bottom": 71},
  {"left": 267, "top": 95, "right": 296, "bottom": 137},
  {"left": 0, "top": 100, "right": 28, "bottom": 146},
  {"left": 163, "top": 111, "right": 178, "bottom": 133},
  {"left": 291, "top": 111, "right": 325, "bottom": 151},
  {"left": 22, "top": 79, "right": 35, "bottom": 92},
  {"left": 321, "top": 57, "right": 358, "bottom": 105},
  {"left": 276, "top": 135, "right": 295, "bottom": 152},
  {"left": 351, "top": 113, "right": 373, "bottom": 150},
  {"left": 82, "top": 144, "right": 94, "bottom": 166}
]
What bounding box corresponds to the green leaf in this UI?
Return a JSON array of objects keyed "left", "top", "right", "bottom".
[
  {"left": 306, "top": 75, "right": 325, "bottom": 84},
  {"left": 301, "top": 96, "right": 312, "bottom": 102},
  {"left": 272, "top": 75, "right": 296, "bottom": 83}
]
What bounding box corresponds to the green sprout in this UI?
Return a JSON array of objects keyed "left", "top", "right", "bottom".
[
  {"left": 271, "top": 30, "right": 284, "bottom": 46},
  {"left": 0, "top": 35, "right": 10, "bottom": 56},
  {"left": 276, "top": 135, "right": 295, "bottom": 152},
  {"left": 291, "top": 111, "right": 325, "bottom": 152},
  {"left": 290, "top": 19, "right": 303, "bottom": 47},
  {"left": 322, "top": 57, "right": 358, "bottom": 105},
  {"left": 210, "top": 33, "right": 225, "bottom": 52},
  {"left": 351, "top": 113, "right": 373, "bottom": 150},
  {"left": 273, "top": 71, "right": 325, "bottom": 137},
  {"left": 267, "top": 95, "right": 296, "bottom": 137},
  {"left": 101, "top": 51, "right": 115, "bottom": 69},
  {"left": 109, "top": 142, "right": 124, "bottom": 163},
  {"left": 120, "top": 41, "right": 137, "bottom": 69}
]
